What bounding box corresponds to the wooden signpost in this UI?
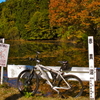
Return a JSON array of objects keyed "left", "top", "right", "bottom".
[
  {"left": 0, "top": 38, "right": 10, "bottom": 84},
  {"left": 88, "top": 36, "right": 95, "bottom": 100}
]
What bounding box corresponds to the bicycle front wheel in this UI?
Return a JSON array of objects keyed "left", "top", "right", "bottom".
[
  {"left": 58, "top": 74, "right": 83, "bottom": 98},
  {"left": 17, "top": 69, "right": 39, "bottom": 95}
]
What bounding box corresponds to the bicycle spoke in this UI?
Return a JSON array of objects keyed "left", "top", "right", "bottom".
[
  {"left": 17, "top": 70, "right": 39, "bottom": 95},
  {"left": 58, "top": 75, "right": 83, "bottom": 98}
]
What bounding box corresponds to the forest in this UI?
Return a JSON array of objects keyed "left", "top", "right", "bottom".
[{"left": 0, "top": 0, "right": 100, "bottom": 44}]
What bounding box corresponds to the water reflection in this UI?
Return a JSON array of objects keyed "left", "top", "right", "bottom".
[{"left": 5, "top": 40, "right": 100, "bottom": 67}]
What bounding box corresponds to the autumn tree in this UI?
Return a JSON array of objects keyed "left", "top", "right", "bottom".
[
  {"left": 0, "top": 0, "right": 100, "bottom": 43},
  {"left": 49, "top": 0, "right": 100, "bottom": 41},
  {"left": 49, "top": 0, "right": 67, "bottom": 26}
]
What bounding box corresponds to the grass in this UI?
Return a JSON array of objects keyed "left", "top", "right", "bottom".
[
  {"left": 0, "top": 85, "right": 89, "bottom": 100},
  {"left": 0, "top": 82, "right": 100, "bottom": 100}
]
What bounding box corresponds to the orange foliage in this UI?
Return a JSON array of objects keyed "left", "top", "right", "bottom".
[
  {"left": 49, "top": 0, "right": 100, "bottom": 29},
  {"left": 49, "top": 0, "right": 67, "bottom": 26}
]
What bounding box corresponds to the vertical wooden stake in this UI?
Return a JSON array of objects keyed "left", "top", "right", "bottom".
[
  {"left": 1, "top": 67, "right": 4, "bottom": 84},
  {"left": 88, "top": 36, "right": 95, "bottom": 100},
  {"left": 0, "top": 38, "right": 5, "bottom": 84}
]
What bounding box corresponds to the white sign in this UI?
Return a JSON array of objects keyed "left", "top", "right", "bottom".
[
  {"left": 0, "top": 43, "right": 10, "bottom": 67},
  {"left": 88, "top": 36, "right": 95, "bottom": 100}
]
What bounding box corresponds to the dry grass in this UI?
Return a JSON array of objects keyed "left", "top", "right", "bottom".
[{"left": 0, "top": 83, "right": 100, "bottom": 100}]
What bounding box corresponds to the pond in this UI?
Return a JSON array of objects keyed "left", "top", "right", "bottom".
[
  {"left": 1, "top": 39, "right": 100, "bottom": 98},
  {"left": 5, "top": 40, "right": 100, "bottom": 68}
]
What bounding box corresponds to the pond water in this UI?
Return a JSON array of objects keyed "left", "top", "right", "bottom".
[
  {"left": 1, "top": 40, "right": 100, "bottom": 90},
  {"left": 5, "top": 40, "right": 100, "bottom": 68}
]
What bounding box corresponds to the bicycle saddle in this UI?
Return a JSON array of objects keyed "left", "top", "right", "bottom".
[{"left": 58, "top": 61, "right": 68, "bottom": 64}]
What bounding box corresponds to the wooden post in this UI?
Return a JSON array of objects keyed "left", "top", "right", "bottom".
[
  {"left": 0, "top": 38, "right": 10, "bottom": 84},
  {"left": 0, "top": 38, "right": 5, "bottom": 84},
  {"left": 88, "top": 36, "right": 95, "bottom": 100}
]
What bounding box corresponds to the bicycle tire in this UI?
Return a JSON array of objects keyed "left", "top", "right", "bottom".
[
  {"left": 58, "top": 74, "right": 83, "bottom": 98},
  {"left": 17, "top": 69, "right": 39, "bottom": 95}
]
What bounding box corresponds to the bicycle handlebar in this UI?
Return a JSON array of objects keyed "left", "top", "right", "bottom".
[{"left": 29, "top": 51, "right": 41, "bottom": 63}]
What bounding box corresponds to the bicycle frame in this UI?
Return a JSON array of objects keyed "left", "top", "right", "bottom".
[
  {"left": 17, "top": 52, "right": 83, "bottom": 98},
  {"left": 35, "top": 63, "right": 71, "bottom": 94}
]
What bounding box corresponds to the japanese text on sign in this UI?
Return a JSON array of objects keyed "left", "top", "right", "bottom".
[
  {"left": 88, "top": 36, "right": 95, "bottom": 100},
  {"left": 0, "top": 43, "right": 10, "bottom": 67}
]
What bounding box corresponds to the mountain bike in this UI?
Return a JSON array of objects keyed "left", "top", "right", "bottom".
[{"left": 17, "top": 51, "right": 84, "bottom": 98}]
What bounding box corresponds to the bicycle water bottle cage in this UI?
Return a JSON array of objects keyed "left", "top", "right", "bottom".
[{"left": 58, "top": 61, "right": 69, "bottom": 71}]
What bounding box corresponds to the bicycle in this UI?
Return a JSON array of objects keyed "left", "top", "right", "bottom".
[{"left": 17, "top": 51, "right": 84, "bottom": 98}]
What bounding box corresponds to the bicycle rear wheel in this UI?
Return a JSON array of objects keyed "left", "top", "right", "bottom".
[
  {"left": 17, "top": 69, "right": 39, "bottom": 95},
  {"left": 58, "top": 74, "right": 83, "bottom": 98}
]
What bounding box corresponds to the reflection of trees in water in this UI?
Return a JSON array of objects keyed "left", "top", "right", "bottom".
[{"left": 6, "top": 40, "right": 92, "bottom": 67}]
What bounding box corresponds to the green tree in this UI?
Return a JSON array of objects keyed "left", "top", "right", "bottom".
[
  {"left": 26, "top": 11, "right": 51, "bottom": 40},
  {"left": 7, "top": 27, "right": 19, "bottom": 39},
  {"left": 0, "top": 0, "right": 50, "bottom": 40}
]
